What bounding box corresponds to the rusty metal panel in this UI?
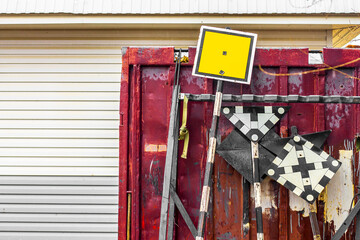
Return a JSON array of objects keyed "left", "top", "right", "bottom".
[{"left": 120, "top": 47, "right": 360, "bottom": 239}]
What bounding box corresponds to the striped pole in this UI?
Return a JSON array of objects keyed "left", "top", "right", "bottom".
[
  {"left": 196, "top": 80, "right": 223, "bottom": 240},
  {"left": 242, "top": 178, "right": 250, "bottom": 237},
  {"left": 251, "top": 141, "right": 264, "bottom": 240}
]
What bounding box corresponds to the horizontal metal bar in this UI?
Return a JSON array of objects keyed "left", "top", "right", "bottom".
[{"left": 179, "top": 93, "right": 360, "bottom": 104}]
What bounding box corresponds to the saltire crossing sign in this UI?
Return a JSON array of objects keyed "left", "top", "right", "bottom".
[{"left": 263, "top": 128, "right": 342, "bottom": 204}]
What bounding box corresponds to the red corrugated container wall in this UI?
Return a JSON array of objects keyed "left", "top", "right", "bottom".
[{"left": 119, "top": 47, "right": 360, "bottom": 240}]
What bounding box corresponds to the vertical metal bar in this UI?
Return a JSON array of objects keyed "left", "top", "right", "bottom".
[
  {"left": 167, "top": 91, "right": 181, "bottom": 240},
  {"left": 243, "top": 177, "right": 250, "bottom": 237},
  {"left": 309, "top": 203, "right": 321, "bottom": 240},
  {"left": 130, "top": 65, "right": 141, "bottom": 240},
  {"left": 158, "top": 57, "right": 181, "bottom": 240},
  {"left": 196, "top": 80, "right": 223, "bottom": 240},
  {"left": 251, "top": 141, "right": 264, "bottom": 240}
]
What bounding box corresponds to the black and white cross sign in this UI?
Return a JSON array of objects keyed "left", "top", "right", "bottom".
[{"left": 264, "top": 127, "right": 341, "bottom": 204}]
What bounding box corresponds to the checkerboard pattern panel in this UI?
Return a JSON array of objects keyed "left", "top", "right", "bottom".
[
  {"left": 265, "top": 134, "right": 341, "bottom": 204},
  {"left": 222, "top": 106, "right": 290, "bottom": 142}
]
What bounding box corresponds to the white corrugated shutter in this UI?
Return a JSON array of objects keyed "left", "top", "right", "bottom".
[{"left": 0, "top": 40, "right": 120, "bottom": 239}]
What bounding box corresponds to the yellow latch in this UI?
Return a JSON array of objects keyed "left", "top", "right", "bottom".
[{"left": 179, "top": 95, "right": 189, "bottom": 159}]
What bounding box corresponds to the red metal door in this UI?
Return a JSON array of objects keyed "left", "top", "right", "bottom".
[{"left": 120, "top": 47, "right": 360, "bottom": 240}]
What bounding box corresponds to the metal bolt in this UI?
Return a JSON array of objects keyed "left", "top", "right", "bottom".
[
  {"left": 251, "top": 134, "right": 259, "bottom": 141},
  {"left": 268, "top": 169, "right": 275, "bottom": 176},
  {"left": 278, "top": 107, "right": 285, "bottom": 114}
]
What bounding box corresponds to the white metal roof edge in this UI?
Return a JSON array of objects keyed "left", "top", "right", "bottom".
[
  {"left": 0, "top": 0, "right": 358, "bottom": 15},
  {"left": 0, "top": 15, "right": 359, "bottom": 27},
  {"left": 0, "top": 12, "right": 359, "bottom": 15}
]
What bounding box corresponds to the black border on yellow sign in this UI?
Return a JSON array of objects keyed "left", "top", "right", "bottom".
[{"left": 192, "top": 26, "right": 257, "bottom": 84}]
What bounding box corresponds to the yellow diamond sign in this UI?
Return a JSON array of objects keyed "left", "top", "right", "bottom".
[{"left": 192, "top": 26, "right": 257, "bottom": 85}]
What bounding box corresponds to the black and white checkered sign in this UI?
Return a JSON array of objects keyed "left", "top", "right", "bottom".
[
  {"left": 222, "top": 106, "right": 290, "bottom": 142},
  {"left": 265, "top": 134, "right": 341, "bottom": 204}
]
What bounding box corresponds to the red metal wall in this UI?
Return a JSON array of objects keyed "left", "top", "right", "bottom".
[{"left": 120, "top": 47, "right": 360, "bottom": 240}]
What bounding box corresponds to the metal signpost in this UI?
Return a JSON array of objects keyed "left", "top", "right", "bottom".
[{"left": 192, "top": 26, "right": 257, "bottom": 240}]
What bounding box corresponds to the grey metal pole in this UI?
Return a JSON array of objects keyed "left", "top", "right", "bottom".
[
  {"left": 158, "top": 55, "right": 181, "bottom": 240},
  {"left": 166, "top": 96, "right": 180, "bottom": 240}
]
